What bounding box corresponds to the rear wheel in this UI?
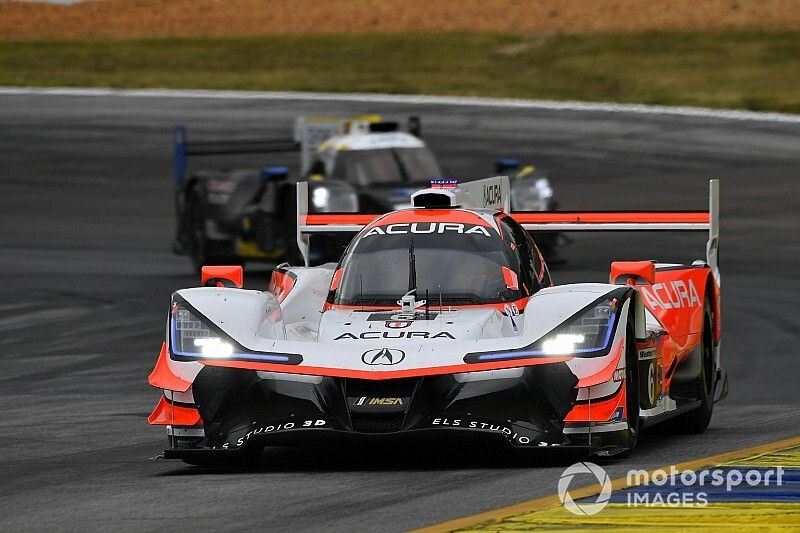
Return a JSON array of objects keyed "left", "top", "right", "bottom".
[{"left": 667, "top": 300, "right": 715, "bottom": 433}]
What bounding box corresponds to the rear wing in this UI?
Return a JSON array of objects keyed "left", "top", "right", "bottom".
[
  {"left": 296, "top": 178, "right": 719, "bottom": 284},
  {"left": 173, "top": 125, "right": 298, "bottom": 186}
]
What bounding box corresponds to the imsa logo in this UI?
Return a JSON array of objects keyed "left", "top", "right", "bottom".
[{"left": 353, "top": 397, "right": 404, "bottom": 406}]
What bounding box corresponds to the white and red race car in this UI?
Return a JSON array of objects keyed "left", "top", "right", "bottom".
[{"left": 148, "top": 176, "right": 727, "bottom": 464}]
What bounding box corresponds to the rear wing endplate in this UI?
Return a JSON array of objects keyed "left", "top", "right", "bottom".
[{"left": 296, "top": 178, "right": 720, "bottom": 285}]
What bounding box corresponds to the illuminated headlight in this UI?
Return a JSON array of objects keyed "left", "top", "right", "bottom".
[
  {"left": 312, "top": 187, "right": 331, "bottom": 211},
  {"left": 542, "top": 333, "right": 586, "bottom": 355},
  {"left": 193, "top": 337, "right": 234, "bottom": 358},
  {"left": 464, "top": 293, "right": 621, "bottom": 363},
  {"left": 539, "top": 299, "right": 616, "bottom": 355},
  {"left": 169, "top": 298, "right": 300, "bottom": 364}
]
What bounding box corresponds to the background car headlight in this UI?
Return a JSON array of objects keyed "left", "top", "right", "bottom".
[
  {"left": 511, "top": 176, "right": 553, "bottom": 211},
  {"left": 309, "top": 182, "right": 359, "bottom": 212},
  {"left": 312, "top": 186, "right": 331, "bottom": 210}
]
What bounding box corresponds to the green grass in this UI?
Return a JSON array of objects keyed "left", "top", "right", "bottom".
[{"left": 1, "top": 31, "right": 799, "bottom": 112}]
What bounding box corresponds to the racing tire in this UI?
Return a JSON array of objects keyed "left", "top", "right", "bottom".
[
  {"left": 620, "top": 320, "right": 640, "bottom": 455},
  {"left": 667, "top": 300, "right": 715, "bottom": 434}
]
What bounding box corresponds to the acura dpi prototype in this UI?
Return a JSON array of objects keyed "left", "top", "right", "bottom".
[{"left": 149, "top": 176, "right": 727, "bottom": 464}]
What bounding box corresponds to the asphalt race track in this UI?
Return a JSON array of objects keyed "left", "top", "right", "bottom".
[{"left": 1, "top": 93, "right": 799, "bottom": 531}]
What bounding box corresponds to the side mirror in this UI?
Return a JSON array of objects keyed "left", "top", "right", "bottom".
[
  {"left": 260, "top": 166, "right": 289, "bottom": 182},
  {"left": 201, "top": 265, "right": 244, "bottom": 288},
  {"left": 610, "top": 261, "right": 656, "bottom": 286}
]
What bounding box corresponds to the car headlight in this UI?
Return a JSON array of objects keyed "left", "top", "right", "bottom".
[
  {"left": 511, "top": 176, "right": 553, "bottom": 211},
  {"left": 169, "top": 298, "right": 301, "bottom": 364},
  {"left": 309, "top": 183, "right": 359, "bottom": 212},
  {"left": 540, "top": 299, "right": 616, "bottom": 355},
  {"left": 312, "top": 186, "right": 331, "bottom": 211},
  {"left": 464, "top": 292, "right": 622, "bottom": 363}
]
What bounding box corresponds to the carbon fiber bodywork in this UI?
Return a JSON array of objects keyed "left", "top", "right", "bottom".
[{"left": 164, "top": 361, "right": 590, "bottom": 459}]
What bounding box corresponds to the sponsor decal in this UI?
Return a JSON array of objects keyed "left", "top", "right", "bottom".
[
  {"left": 353, "top": 397, "right": 404, "bottom": 406},
  {"left": 385, "top": 321, "right": 412, "bottom": 329},
  {"left": 335, "top": 331, "right": 455, "bottom": 340},
  {"left": 362, "top": 348, "right": 405, "bottom": 366},
  {"left": 638, "top": 347, "right": 657, "bottom": 361},
  {"left": 640, "top": 279, "right": 701, "bottom": 310},
  {"left": 430, "top": 417, "right": 553, "bottom": 446},
  {"left": 431, "top": 179, "right": 457, "bottom": 189},
  {"left": 362, "top": 223, "right": 491, "bottom": 238},
  {"left": 483, "top": 183, "right": 503, "bottom": 207},
  {"left": 222, "top": 418, "right": 328, "bottom": 448}
]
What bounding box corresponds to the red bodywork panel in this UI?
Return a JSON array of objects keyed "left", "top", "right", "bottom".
[
  {"left": 148, "top": 342, "right": 191, "bottom": 392},
  {"left": 565, "top": 383, "right": 625, "bottom": 423},
  {"left": 610, "top": 261, "right": 656, "bottom": 285},
  {"left": 268, "top": 268, "right": 297, "bottom": 303},
  {"left": 201, "top": 355, "right": 572, "bottom": 381},
  {"left": 148, "top": 395, "right": 202, "bottom": 426}
]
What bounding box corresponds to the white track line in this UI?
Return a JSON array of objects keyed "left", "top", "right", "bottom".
[{"left": 1, "top": 86, "right": 799, "bottom": 124}]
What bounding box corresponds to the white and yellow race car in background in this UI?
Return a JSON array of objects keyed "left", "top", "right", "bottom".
[{"left": 170, "top": 115, "right": 557, "bottom": 269}]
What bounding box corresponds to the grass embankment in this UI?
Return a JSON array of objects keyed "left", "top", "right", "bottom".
[{"left": 1, "top": 31, "right": 798, "bottom": 112}]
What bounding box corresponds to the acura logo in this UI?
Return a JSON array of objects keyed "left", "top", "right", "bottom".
[{"left": 362, "top": 348, "right": 405, "bottom": 366}]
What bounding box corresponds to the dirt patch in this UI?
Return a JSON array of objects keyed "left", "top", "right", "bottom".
[{"left": 2, "top": 0, "right": 800, "bottom": 39}]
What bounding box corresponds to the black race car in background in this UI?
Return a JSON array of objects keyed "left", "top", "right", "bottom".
[{"left": 171, "top": 115, "right": 558, "bottom": 269}]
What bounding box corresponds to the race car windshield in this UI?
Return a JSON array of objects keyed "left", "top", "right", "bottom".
[
  {"left": 333, "top": 147, "right": 442, "bottom": 186},
  {"left": 334, "top": 223, "right": 523, "bottom": 306}
]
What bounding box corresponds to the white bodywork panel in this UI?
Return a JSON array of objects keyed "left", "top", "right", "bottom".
[
  {"left": 173, "top": 281, "right": 626, "bottom": 380},
  {"left": 279, "top": 264, "right": 335, "bottom": 340},
  {"left": 320, "top": 131, "right": 424, "bottom": 152}
]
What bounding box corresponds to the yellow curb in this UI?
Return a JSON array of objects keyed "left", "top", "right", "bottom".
[{"left": 415, "top": 435, "right": 800, "bottom": 532}]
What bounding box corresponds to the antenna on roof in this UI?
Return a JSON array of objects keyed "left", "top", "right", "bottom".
[
  {"left": 425, "top": 289, "right": 429, "bottom": 320},
  {"left": 408, "top": 235, "right": 417, "bottom": 296}
]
